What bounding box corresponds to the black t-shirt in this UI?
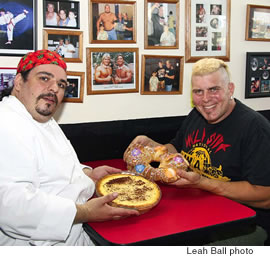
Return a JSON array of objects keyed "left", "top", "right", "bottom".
[
  {"left": 123, "top": 19, "right": 133, "bottom": 38},
  {"left": 170, "top": 99, "right": 270, "bottom": 234},
  {"left": 164, "top": 68, "right": 175, "bottom": 85},
  {"left": 156, "top": 66, "right": 165, "bottom": 81}
]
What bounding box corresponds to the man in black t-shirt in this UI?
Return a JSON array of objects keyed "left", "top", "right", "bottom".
[
  {"left": 126, "top": 58, "right": 270, "bottom": 245},
  {"left": 164, "top": 60, "right": 175, "bottom": 91},
  {"left": 123, "top": 13, "right": 133, "bottom": 40}
]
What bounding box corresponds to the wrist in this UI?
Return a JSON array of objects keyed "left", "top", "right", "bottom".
[{"left": 74, "top": 203, "right": 88, "bottom": 224}]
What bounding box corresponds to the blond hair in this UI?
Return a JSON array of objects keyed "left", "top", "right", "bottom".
[
  {"left": 191, "top": 58, "right": 231, "bottom": 83},
  {"left": 190, "top": 58, "right": 231, "bottom": 107}
]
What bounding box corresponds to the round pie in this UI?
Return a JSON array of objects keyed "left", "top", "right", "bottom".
[{"left": 96, "top": 173, "right": 161, "bottom": 213}]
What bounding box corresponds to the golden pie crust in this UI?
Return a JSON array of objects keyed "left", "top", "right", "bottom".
[{"left": 96, "top": 173, "right": 161, "bottom": 213}]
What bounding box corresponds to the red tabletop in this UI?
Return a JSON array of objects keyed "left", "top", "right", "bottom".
[{"left": 84, "top": 159, "right": 256, "bottom": 245}]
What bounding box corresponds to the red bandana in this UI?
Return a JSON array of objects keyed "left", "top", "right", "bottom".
[{"left": 17, "top": 49, "right": 67, "bottom": 74}]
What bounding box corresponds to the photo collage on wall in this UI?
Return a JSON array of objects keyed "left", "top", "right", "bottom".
[
  {"left": 195, "top": 2, "right": 224, "bottom": 53},
  {"left": 249, "top": 56, "right": 270, "bottom": 95}
]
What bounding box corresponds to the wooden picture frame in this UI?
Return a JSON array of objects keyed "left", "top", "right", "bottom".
[
  {"left": 144, "top": 0, "right": 179, "bottom": 49},
  {"left": 86, "top": 47, "right": 139, "bottom": 95},
  {"left": 43, "top": 0, "right": 80, "bottom": 29},
  {"left": 185, "top": 0, "right": 231, "bottom": 63},
  {"left": 141, "top": 55, "right": 184, "bottom": 95},
  {"left": 63, "top": 71, "right": 85, "bottom": 103},
  {"left": 245, "top": 52, "right": 270, "bottom": 99},
  {"left": 245, "top": 5, "right": 270, "bottom": 41},
  {"left": 0, "top": 0, "right": 37, "bottom": 56},
  {"left": 89, "top": 0, "right": 136, "bottom": 44},
  {"left": 43, "top": 29, "right": 83, "bottom": 63},
  {"left": 0, "top": 67, "right": 17, "bottom": 98}
]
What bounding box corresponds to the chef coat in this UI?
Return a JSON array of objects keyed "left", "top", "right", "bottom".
[{"left": 0, "top": 96, "right": 95, "bottom": 246}]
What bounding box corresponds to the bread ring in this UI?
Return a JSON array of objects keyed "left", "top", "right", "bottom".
[{"left": 123, "top": 144, "right": 189, "bottom": 183}]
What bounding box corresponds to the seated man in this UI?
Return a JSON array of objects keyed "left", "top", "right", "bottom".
[
  {"left": 0, "top": 49, "right": 139, "bottom": 246},
  {"left": 126, "top": 58, "right": 270, "bottom": 245}
]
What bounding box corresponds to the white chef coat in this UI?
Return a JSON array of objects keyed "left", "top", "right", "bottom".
[{"left": 0, "top": 96, "right": 95, "bottom": 246}]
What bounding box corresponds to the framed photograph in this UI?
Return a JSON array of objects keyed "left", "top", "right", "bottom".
[
  {"left": 43, "top": 29, "right": 83, "bottom": 63},
  {"left": 86, "top": 47, "right": 139, "bottom": 95},
  {"left": 185, "top": 0, "right": 231, "bottom": 63},
  {"left": 141, "top": 55, "right": 184, "bottom": 95},
  {"left": 89, "top": 0, "right": 136, "bottom": 44},
  {"left": 63, "top": 71, "right": 84, "bottom": 103},
  {"left": 0, "top": 0, "right": 37, "bottom": 56},
  {"left": 43, "top": 0, "right": 80, "bottom": 29},
  {"left": 245, "top": 5, "right": 270, "bottom": 41},
  {"left": 145, "top": 0, "right": 179, "bottom": 49},
  {"left": 245, "top": 52, "right": 270, "bottom": 99},
  {"left": 0, "top": 67, "right": 16, "bottom": 98}
]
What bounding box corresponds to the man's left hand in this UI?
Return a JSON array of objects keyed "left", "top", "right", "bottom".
[{"left": 84, "top": 165, "right": 122, "bottom": 183}]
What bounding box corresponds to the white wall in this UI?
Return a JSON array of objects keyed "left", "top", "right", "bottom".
[{"left": 1, "top": 0, "right": 270, "bottom": 124}]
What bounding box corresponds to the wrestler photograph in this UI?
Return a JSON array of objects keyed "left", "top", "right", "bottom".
[
  {"left": 141, "top": 55, "right": 184, "bottom": 95},
  {"left": 89, "top": 1, "right": 136, "bottom": 43},
  {"left": 0, "top": 0, "right": 36, "bottom": 55},
  {"left": 86, "top": 48, "right": 139, "bottom": 95}
]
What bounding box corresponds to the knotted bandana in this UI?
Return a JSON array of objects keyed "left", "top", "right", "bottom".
[{"left": 17, "top": 49, "right": 67, "bottom": 74}]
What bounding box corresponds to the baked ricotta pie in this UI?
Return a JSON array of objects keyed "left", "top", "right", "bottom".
[{"left": 96, "top": 173, "right": 161, "bottom": 213}]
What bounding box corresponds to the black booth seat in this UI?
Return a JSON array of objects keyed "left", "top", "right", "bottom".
[{"left": 60, "top": 110, "right": 270, "bottom": 163}]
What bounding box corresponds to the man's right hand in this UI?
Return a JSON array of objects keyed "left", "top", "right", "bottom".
[
  {"left": 74, "top": 193, "right": 139, "bottom": 224},
  {"left": 128, "top": 135, "right": 159, "bottom": 147}
]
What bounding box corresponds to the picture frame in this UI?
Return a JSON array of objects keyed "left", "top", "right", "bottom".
[
  {"left": 0, "top": 0, "right": 37, "bottom": 56},
  {"left": 185, "top": 0, "right": 231, "bottom": 63},
  {"left": 0, "top": 67, "right": 17, "bottom": 98},
  {"left": 245, "top": 52, "right": 270, "bottom": 99},
  {"left": 43, "top": 0, "right": 80, "bottom": 29},
  {"left": 141, "top": 55, "right": 184, "bottom": 95},
  {"left": 43, "top": 29, "right": 83, "bottom": 63},
  {"left": 86, "top": 47, "right": 139, "bottom": 95},
  {"left": 63, "top": 71, "right": 85, "bottom": 103},
  {"left": 245, "top": 5, "right": 270, "bottom": 41},
  {"left": 89, "top": 0, "right": 136, "bottom": 44},
  {"left": 144, "top": 0, "right": 179, "bottom": 49}
]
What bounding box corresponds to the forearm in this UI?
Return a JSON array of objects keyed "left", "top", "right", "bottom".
[{"left": 195, "top": 177, "right": 270, "bottom": 209}]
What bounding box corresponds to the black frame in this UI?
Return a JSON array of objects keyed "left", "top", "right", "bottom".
[
  {"left": 0, "top": 0, "right": 37, "bottom": 56},
  {"left": 245, "top": 52, "right": 270, "bottom": 99},
  {"left": 43, "top": 0, "right": 80, "bottom": 29}
]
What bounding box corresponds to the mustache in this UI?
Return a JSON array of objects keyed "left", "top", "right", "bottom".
[{"left": 37, "top": 93, "right": 58, "bottom": 105}]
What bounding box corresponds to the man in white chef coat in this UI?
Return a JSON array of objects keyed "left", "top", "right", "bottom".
[{"left": 0, "top": 49, "right": 139, "bottom": 246}]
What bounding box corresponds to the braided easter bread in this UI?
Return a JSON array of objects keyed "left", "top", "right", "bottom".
[{"left": 123, "top": 144, "right": 189, "bottom": 183}]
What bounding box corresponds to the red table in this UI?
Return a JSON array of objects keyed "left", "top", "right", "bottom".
[{"left": 83, "top": 159, "right": 256, "bottom": 245}]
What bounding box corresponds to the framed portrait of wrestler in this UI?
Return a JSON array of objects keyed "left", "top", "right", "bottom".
[
  {"left": 43, "top": 29, "right": 83, "bottom": 63},
  {"left": 86, "top": 47, "right": 139, "bottom": 94},
  {"left": 0, "top": 0, "right": 37, "bottom": 56},
  {"left": 145, "top": 0, "right": 179, "bottom": 49},
  {"left": 43, "top": 0, "right": 80, "bottom": 29},
  {"left": 141, "top": 54, "right": 184, "bottom": 95},
  {"left": 89, "top": 0, "right": 136, "bottom": 44}
]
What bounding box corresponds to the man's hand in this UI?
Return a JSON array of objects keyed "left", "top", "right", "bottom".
[
  {"left": 85, "top": 165, "right": 122, "bottom": 183},
  {"left": 170, "top": 169, "right": 202, "bottom": 188},
  {"left": 129, "top": 135, "right": 160, "bottom": 147},
  {"left": 74, "top": 193, "right": 140, "bottom": 223}
]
